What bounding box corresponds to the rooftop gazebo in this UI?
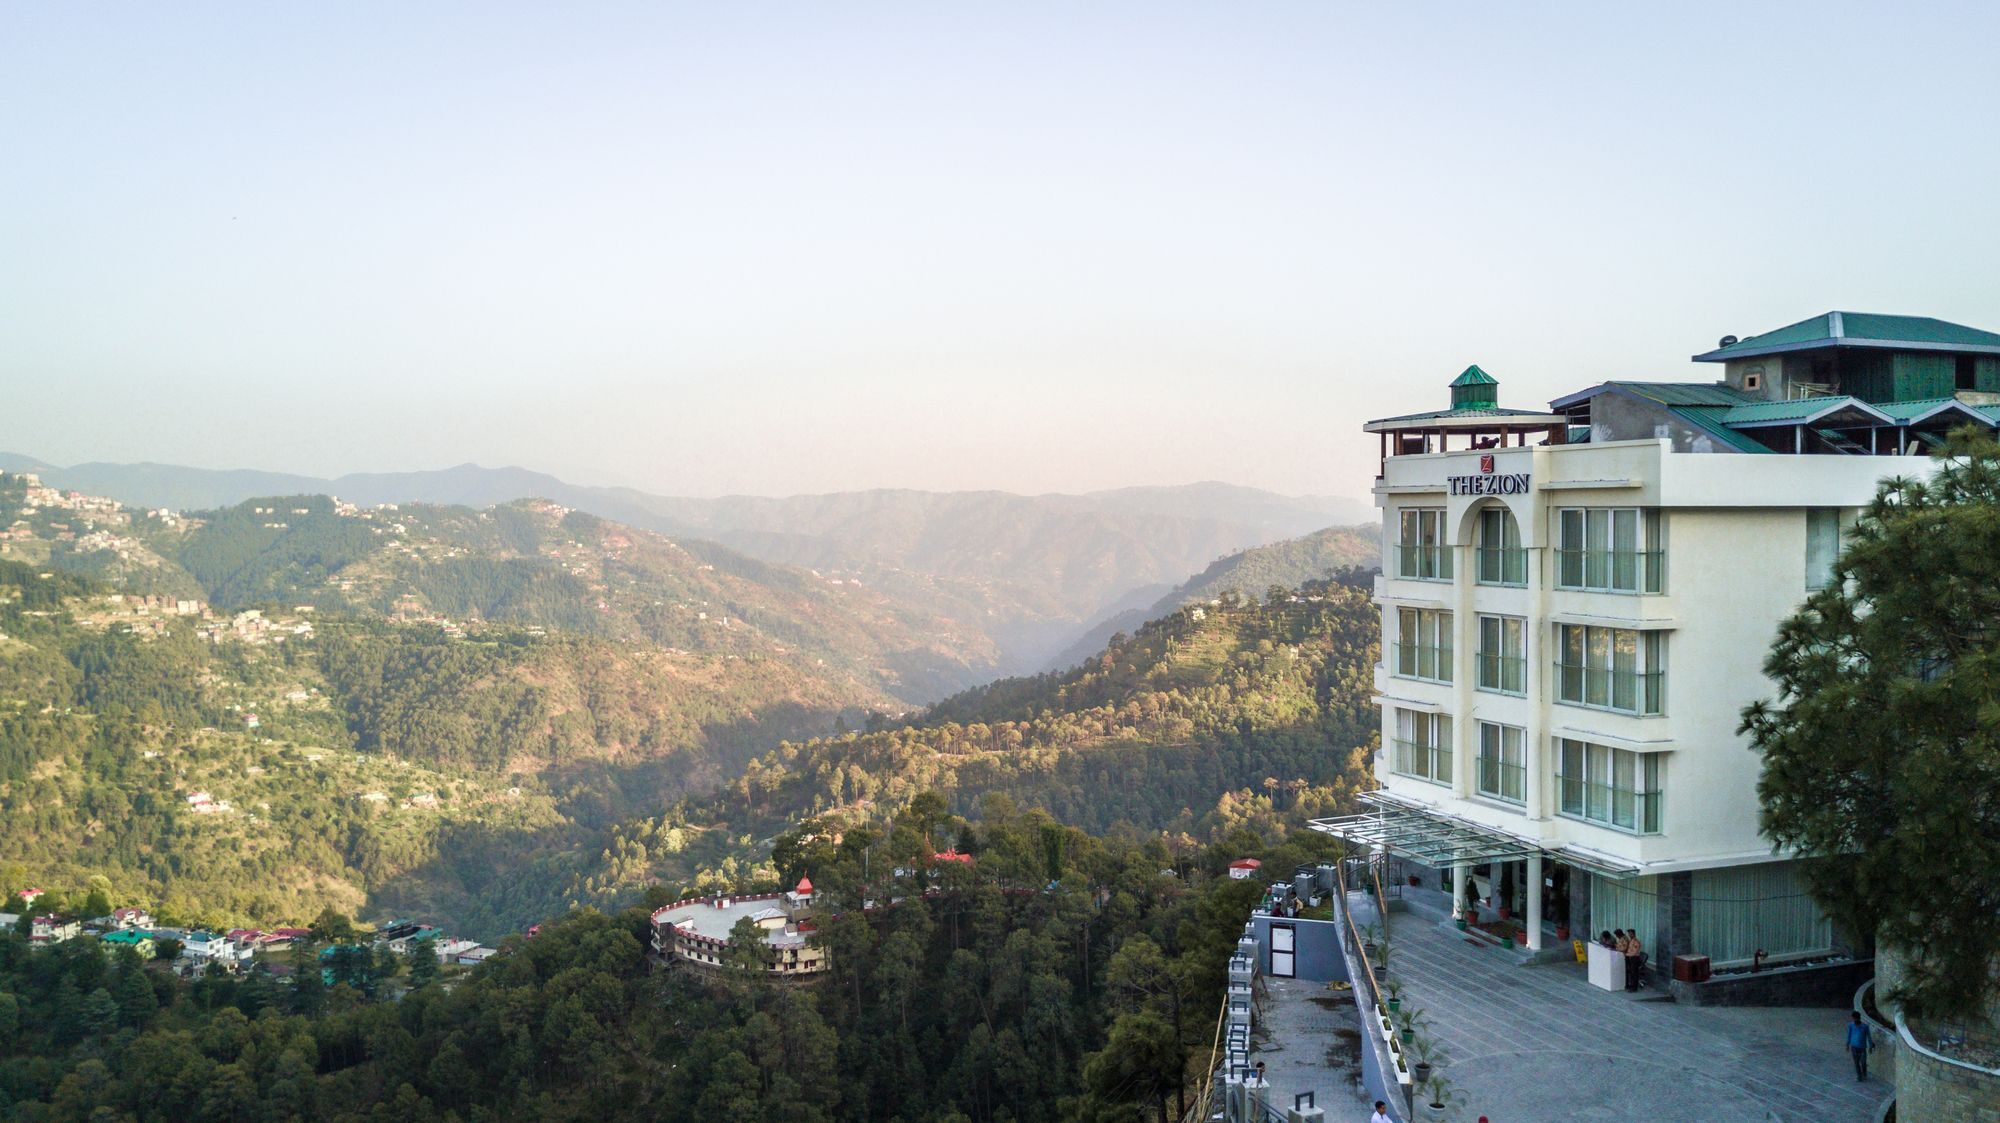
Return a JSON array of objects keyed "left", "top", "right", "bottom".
[{"left": 1364, "top": 365, "right": 1568, "bottom": 477}]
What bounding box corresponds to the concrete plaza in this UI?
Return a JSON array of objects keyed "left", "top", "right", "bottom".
[{"left": 1384, "top": 907, "right": 1891, "bottom": 1122}]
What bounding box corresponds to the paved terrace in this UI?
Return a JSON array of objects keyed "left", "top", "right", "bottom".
[{"left": 1383, "top": 903, "right": 1891, "bottom": 1122}]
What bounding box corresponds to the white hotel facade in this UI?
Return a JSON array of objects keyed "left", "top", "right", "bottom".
[{"left": 1324, "top": 312, "right": 2000, "bottom": 969}]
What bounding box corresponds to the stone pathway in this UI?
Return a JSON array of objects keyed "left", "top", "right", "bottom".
[
  {"left": 1254, "top": 975, "right": 1380, "bottom": 1120},
  {"left": 1383, "top": 905, "right": 1891, "bottom": 1122}
]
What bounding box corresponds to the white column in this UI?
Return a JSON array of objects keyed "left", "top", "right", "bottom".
[
  {"left": 1526, "top": 853, "right": 1545, "bottom": 950},
  {"left": 1452, "top": 861, "right": 1470, "bottom": 919}
]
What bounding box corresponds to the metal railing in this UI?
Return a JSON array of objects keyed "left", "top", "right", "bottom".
[
  {"left": 1390, "top": 738, "right": 1452, "bottom": 785},
  {"left": 1474, "top": 652, "right": 1525, "bottom": 694},
  {"left": 1554, "top": 547, "right": 1665, "bottom": 594},
  {"left": 1392, "top": 545, "right": 1452, "bottom": 582},
  {"left": 1556, "top": 777, "right": 1664, "bottom": 834},
  {"left": 1474, "top": 546, "right": 1527, "bottom": 586},
  {"left": 1552, "top": 663, "right": 1664, "bottom": 715},
  {"left": 1391, "top": 642, "right": 1453, "bottom": 683},
  {"left": 1476, "top": 757, "right": 1527, "bottom": 805}
]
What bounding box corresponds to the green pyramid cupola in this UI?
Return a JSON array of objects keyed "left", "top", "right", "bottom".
[{"left": 1449, "top": 364, "right": 1499, "bottom": 409}]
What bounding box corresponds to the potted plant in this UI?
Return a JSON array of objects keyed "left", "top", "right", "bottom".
[
  {"left": 1396, "top": 1006, "right": 1427, "bottom": 1045},
  {"left": 1381, "top": 975, "right": 1403, "bottom": 1012},
  {"left": 1410, "top": 1035, "right": 1438, "bottom": 1083},
  {"left": 1360, "top": 922, "right": 1382, "bottom": 961},
  {"left": 1454, "top": 914, "right": 1468, "bottom": 931},
  {"left": 1419, "top": 1075, "right": 1455, "bottom": 1121}
]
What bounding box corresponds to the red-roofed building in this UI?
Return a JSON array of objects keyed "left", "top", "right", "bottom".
[
  {"left": 1227, "top": 858, "right": 1264, "bottom": 881},
  {"left": 932, "top": 850, "right": 974, "bottom": 864}
]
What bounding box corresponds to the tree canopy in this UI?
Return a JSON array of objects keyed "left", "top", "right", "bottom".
[{"left": 1743, "top": 432, "right": 2000, "bottom": 1019}]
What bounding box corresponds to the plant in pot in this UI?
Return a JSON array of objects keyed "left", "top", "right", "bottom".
[
  {"left": 1381, "top": 975, "right": 1403, "bottom": 1012},
  {"left": 1360, "top": 922, "right": 1382, "bottom": 961},
  {"left": 1420, "top": 1075, "right": 1455, "bottom": 1120},
  {"left": 1396, "top": 1005, "right": 1428, "bottom": 1045},
  {"left": 1409, "top": 1035, "right": 1438, "bottom": 1083}
]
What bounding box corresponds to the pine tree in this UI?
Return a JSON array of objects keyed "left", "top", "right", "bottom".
[{"left": 1744, "top": 430, "right": 2000, "bottom": 1019}]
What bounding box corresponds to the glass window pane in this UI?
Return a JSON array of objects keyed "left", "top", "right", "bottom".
[
  {"left": 1612, "top": 509, "right": 1638, "bottom": 590},
  {"left": 1559, "top": 510, "right": 1583, "bottom": 586}
]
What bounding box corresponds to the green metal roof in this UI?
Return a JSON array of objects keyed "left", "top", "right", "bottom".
[
  {"left": 1664, "top": 407, "right": 1772, "bottom": 453},
  {"left": 1363, "top": 405, "right": 1562, "bottom": 427},
  {"left": 1547, "top": 381, "right": 1753, "bottom": 410},
  {"left": 1694, "top": 311, "right": 2000, "bottom": 362},
  {"left": 1448, "top": 364, "right": 1498, "bottom": 388},
  {"left": 1721, "top": 396, "right": 1892, "bottom": 427}
]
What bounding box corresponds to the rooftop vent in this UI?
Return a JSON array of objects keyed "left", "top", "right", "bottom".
[{"left": 1719, "top": 335, "right": 1740, "bottom": 348}]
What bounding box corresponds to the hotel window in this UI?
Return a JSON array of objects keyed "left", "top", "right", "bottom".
[
  {"left": 1554, "top": 624, "right": 1664, "bottom": 715},
  {"left": 1557, "top": 739, "right": 1663, "bottom": 834},
  {"left": 1396, "top": 508, "right": 1452, "bottom": 581},
  {"left": 1555, "top": 508, "right": 1663, "bottom": 593},
  {"left": 1475, "top": 614, "right": 1525, "bottom": 695},
  {"left": 1476, "top": 722, "right": 1526, "bottom": 805},
  {"left": 1394, "top": 607, "right": 1453, "bottom": 684},
  {"left": 1474, "top": 506, "right": 1527, "bottom": 586},
  {"left": 1392, "top": 709, "right": 1452, "bottom": 786},
  {"left": 1805, "top": 508, "right": 1840, "bottom": 591}
]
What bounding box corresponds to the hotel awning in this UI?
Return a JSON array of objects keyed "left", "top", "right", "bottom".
[{"left": 1309, "top": 790, "right": 1640, "bottom": 877}]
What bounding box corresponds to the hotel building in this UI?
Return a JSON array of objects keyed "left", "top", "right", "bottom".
[{"left": 1321, "top": 312, "right": 2000, "bottom": 970}]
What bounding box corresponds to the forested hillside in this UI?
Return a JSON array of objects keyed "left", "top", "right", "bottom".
[
  {"left": 129, "top": 492, "right": 999, "bottom": 705},
  {"left": 5, "top": 455, "right": 1369, "bottom": 673},
  {"left": 0, "top": 796, "right": 1348, "bottom": 1123},
  {"left": 0, "top": 470, "right": 1383, "bottom": 941},
  {"left": 1045, "top": 524, "right": 1380, "bottom": 672}
]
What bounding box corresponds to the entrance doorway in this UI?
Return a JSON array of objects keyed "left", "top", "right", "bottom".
[{"left": 1269, "top": 923, "right": 1296, "bottom": 978}]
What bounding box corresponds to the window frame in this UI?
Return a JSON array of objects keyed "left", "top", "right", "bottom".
[
  {"left": 1475, "top": 721, "right": 1526, "bottom": 806},
  {"left": 1396, "top": 508, "right": 1453, "bottom": 582},
  {"left": 1475, "top": 613, "right": 1526, "bottom": 696},
  {"left": 1391, "top": 709, "right": 1453, "bottom": 787},
  {"left": 1554, "top": 507, "right": 1664, "bottom": 594},
  {"left": 1474, "top": 505, "right": 1527, "bottom": 587},
  {"left": 1554, "top": 624, "right": 1665, "bottom": 716},
  {"left": 1556, "top": 738, "right": 1663, "bottom": 834},
  {"left": 1394, "top": 606, "right": 1454, "bottom": 685}
]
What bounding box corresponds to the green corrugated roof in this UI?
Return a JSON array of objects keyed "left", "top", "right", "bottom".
[
  {"left": 1840, "top": 313, "right": 2000, "bottom": 348},
  {"left": 1449, "top": 364, "right": 1498, "bottom": 388},
  {"left": 1620, "top": 382, "right": 1755, "bottom": 407},
  {"left": 1364, "top": 405, "right": 1560, "bottom": 426},
  {"left": 1663, "top": 407, "right": 1772, "bottom": 453},
  {"left": 1696, "top": 311, "right": 2000, "bottom": 361},
  {"left": 1721, "top": 396, "right": 1887, "bottom": 425}
]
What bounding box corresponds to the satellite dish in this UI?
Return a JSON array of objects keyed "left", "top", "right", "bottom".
[{"left": 1719, "top": 335, "right": 1740, "bottom": 348}]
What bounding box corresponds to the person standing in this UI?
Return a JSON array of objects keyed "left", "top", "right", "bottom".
[
  {"left": 1848, "top": 1011, "right": 1874, "bottom": 1081},
  {"left": 1370, "top": 1101, "right": 1392, "bottom": 1123},
  {"left": 1623, "top": 931, "right": 1645, "bottom": 991}
]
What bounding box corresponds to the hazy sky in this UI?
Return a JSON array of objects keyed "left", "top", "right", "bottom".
[{"left": 5, "top": 3, "right": 1998, "bottom": 500}]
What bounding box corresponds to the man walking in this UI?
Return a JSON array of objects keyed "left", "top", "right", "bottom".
[
  {"left": 1369, "top": 1101, "right": 1392, "bottom": 1123},
  {"left": 1847, "top": 1011, "right": 1874, "bottom": 1081}
]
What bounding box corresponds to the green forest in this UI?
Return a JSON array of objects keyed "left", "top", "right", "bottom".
[{"left": 0, "top": 795, "right": 1348, "bottom": 1123}]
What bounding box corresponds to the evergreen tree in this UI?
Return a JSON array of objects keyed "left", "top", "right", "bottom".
[{"left": 1744, "top": 431, "right": 2000, "bottom": 1019}]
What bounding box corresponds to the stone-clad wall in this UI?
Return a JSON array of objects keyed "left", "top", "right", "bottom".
[
  {"left": 1895, "top": 1021, "right": 2000, "bottom": 1122},
  {"left": 1666, "top": 957, "right": 1871, "bottom": 1007},
  {"left": 1875, "top": 942, "right": 2000, "bottom": 1118}
]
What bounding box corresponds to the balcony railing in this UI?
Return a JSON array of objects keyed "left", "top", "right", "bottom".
[
  {"left": 1475, "top": 652, "right": 1525, "bottom": 695},
  {"left": 1393, "top": 545, "right": 1452, "bottom": 582},
  {"left": 1557, "top": 777, "right": 1664, "bottom": 834},
  {"left": 1477, "top": 757, "right": 1526, "bottom": 805},
  {"left": 1392, "top": 642, "right": 1453, "bottom": 684},
  {"left": 1475, "top": 546, "right": 1527, "bottom": 587},
  {"left": 1554, "top": 548, "right": 1666, "bottom": 594},
  {"left": 1392, "top": 737, "right": 1452, "bottom": 785},
  {"left": 1553, "top": 663, "right": 1664, "bottom": 715}
]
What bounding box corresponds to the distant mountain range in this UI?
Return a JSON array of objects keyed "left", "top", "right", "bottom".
[{"left": 0, "top": 453, "right": 1372, "bottom": 674}]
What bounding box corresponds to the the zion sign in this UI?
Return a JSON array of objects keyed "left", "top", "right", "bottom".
[{"left": 1447, "top": 453, "right": 1531, "bottom": 496}]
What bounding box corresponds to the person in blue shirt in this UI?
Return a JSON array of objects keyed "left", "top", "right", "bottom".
[{"left": 1847, "top": 1011, "right": 1874, "bottom": 1081}]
